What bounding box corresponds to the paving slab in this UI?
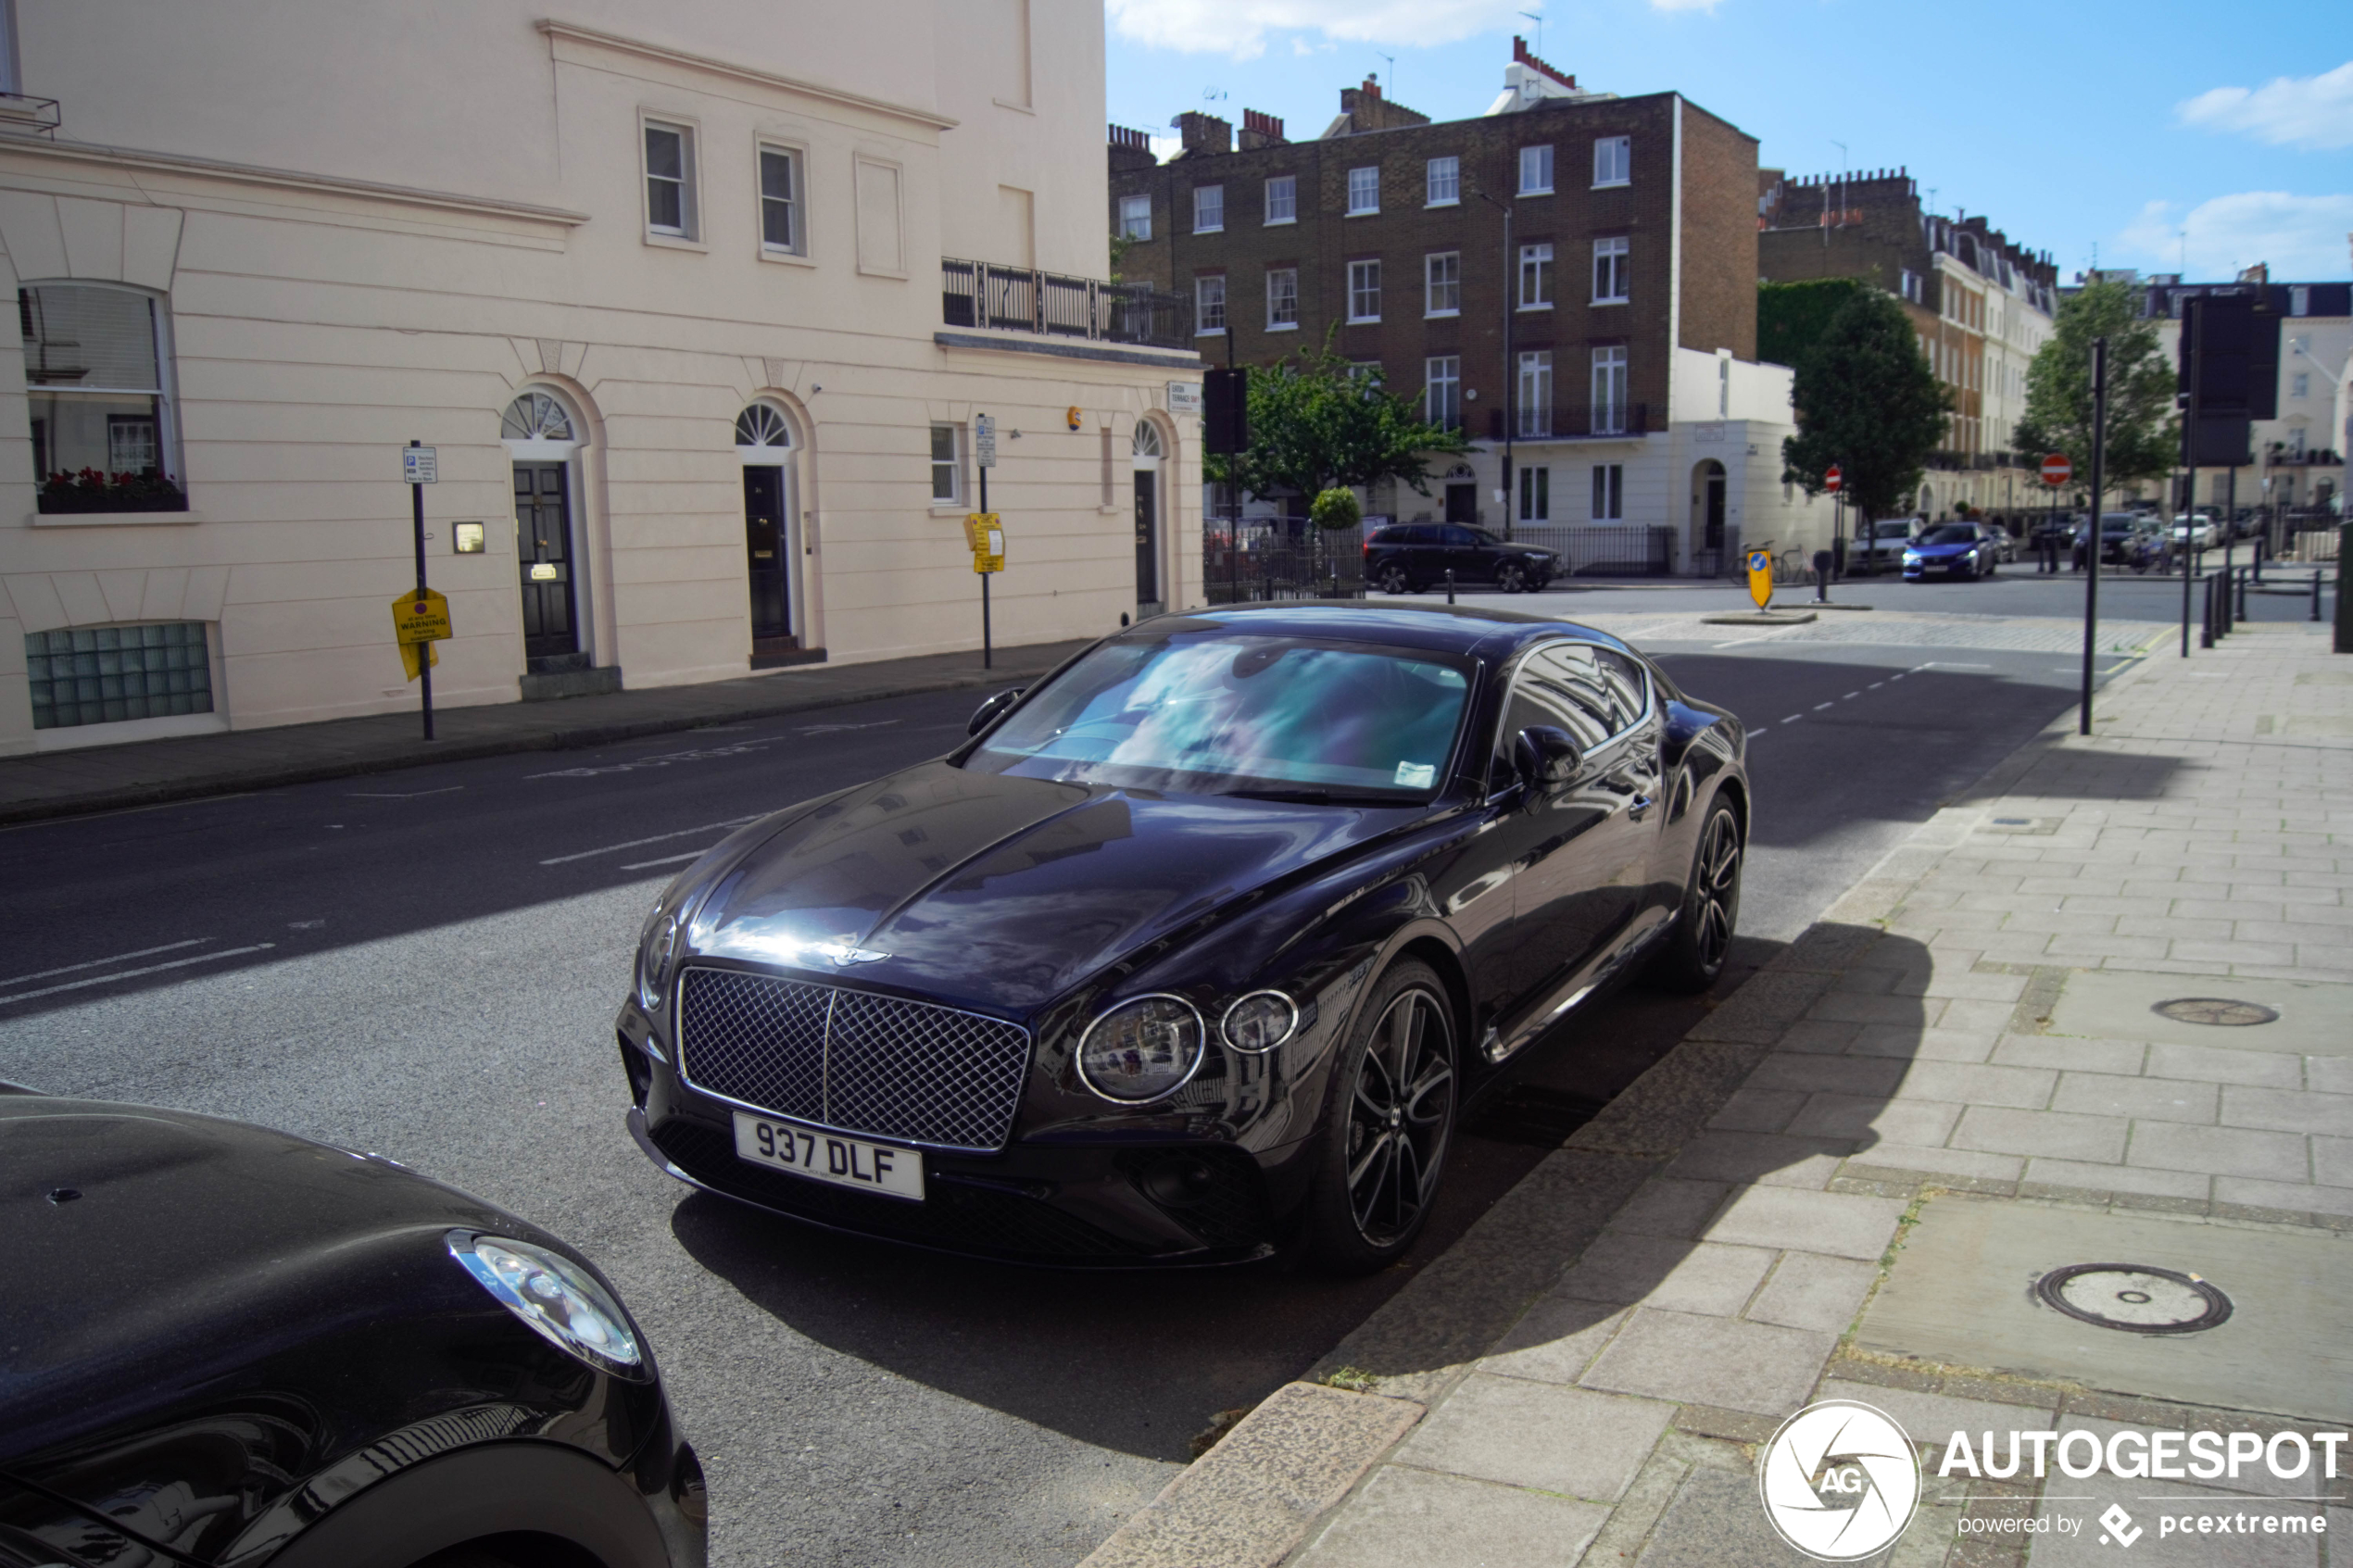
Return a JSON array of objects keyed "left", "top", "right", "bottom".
[
  {"left": 1852, "top": 1194, "right": 2353, "bottom": 1423},
  {"left": 1391, "top": 1375, "right": 1673, "bottom": 1500},
  {"left": 1579, "top": 1309, "right": 1836, "bottom": 1417},
  {"left": 1291, "top": 1466, "right": 1610, "bottom": 1568},
  {"left": 2045, "top": 971, "right": 2353, "bottom": 1057}
]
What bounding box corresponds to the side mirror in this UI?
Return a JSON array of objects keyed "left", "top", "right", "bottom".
[
  {"left": 967, "top": 687, "right": 1026, "bottom": 737},
  {"left": 1513, "top": 725, "right": 1581, "bottom": 793}
]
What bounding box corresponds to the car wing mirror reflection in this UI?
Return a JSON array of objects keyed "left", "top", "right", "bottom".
[
  {"left": 1513, "top": 725, "right": 1581, "bottom": 797},
  {"left": 967, "top": 687, "right": 1026, "bottom": 736}
]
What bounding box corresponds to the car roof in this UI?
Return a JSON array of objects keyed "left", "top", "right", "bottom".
[{"left": 1142, "top": 602, "right": 1635, "bottom": 662}]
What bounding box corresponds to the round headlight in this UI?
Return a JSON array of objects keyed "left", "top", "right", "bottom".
[
  {"left": 447, "top": 1232, "right": 648, "bottom": 1380},
  {"left": 1222, "top": 991, "right": 1299, "bottom": 1054},
  {"left": 637, "top": 910, "right": 676, "bottom": 1010},
  {"left": 1076, "top": 995, "right": 1205, "bottom": 1103}
]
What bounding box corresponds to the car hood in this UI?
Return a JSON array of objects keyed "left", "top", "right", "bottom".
[
  {"left": 685, "top": 761, "right": 1413, "bottom": 1015},
  {"left": 0, "top": 1099, "right": 516, "bottom": 1463},
  {"left": 1908, "top": 541, "right": 1972, "bottom": 556}
]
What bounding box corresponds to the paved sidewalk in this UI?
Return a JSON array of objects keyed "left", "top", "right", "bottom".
[
  {"left": 0, "top": 638, "right": 1089, "bottom": 825},
  {"left": 1087, "top": 622, "right": 2352, "bottom": 1568}
]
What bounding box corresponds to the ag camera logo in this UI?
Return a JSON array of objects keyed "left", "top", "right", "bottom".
[{"left": 1759, "top": 1400, "right": 1922, "bottom": 1561}]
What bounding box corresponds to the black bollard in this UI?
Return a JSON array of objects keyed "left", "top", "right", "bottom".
[
  {"left": 1445, "top": 568, "right": 1455, "bottom": 605},
  {"left": 1813, "top": 549, "right": 1833, "bottom": 603}
]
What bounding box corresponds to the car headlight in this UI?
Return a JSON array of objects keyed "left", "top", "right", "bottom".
[
  {"left": 1903, "top": 552, "right": 1922, "bottom": 564},
  {"left": 637, "top": 909, "right": 677, "bottom": 1010},
  {"left": 1076, "top": 995, "right": 1205, "bottom": 1102},
  {"left": 1222, "top": 991, "right": 1299, "bottom": 1053},
  {"left": 447, "top": 1232, "right": 648, "bottom": 1380}
]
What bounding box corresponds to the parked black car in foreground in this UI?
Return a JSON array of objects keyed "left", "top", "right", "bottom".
[
  {"left": 0, "top": 1087, "right": 704, "bottom": 1568},
  {"left": 1364, "top": 523, "right": 1559, "bottom": 594},
  {"left": 620, "top": 604, "right": 1749, "bottom": 1273}
]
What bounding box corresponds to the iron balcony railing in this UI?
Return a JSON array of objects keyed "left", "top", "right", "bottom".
[
  {"left": 1491, "top": 404, "right": 1655, "bottom": 440},
  {"left": 942, "top": 258, "right": 1192, "bottom": 351}
]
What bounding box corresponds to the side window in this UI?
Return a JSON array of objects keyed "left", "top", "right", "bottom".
[
  {"left": 1404, "top": 524, "right": 1441, "bottom": 545},
  {"left": 1592, "top": 648, "right": 1649, "bottom": 733},
  {"left": 1491, "top": 645, "right": 1614, "bottom": 786},
  {"left": 1441, "top": 525, "right": 1478, "bottom": 547}
]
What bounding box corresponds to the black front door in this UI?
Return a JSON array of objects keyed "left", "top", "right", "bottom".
[
  {"left": 514, "top": 463, "right": 579, "bottom": 662},
  {"left": 743, "top": 466, "right": 793, "bottom": 651},
  {"left": 1704, "top": 474, "right": 1727, "bottom": 551},
  {"left": 1133, "top": 469, "right": 1159, "bottom": 606},
  {"left": 1445, "top": 483, "right": 1477, "bottom": 525}
]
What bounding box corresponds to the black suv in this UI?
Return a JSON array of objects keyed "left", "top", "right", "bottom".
[{"left": 1364, "top": 524, "right": 1559, "bottom": 594}]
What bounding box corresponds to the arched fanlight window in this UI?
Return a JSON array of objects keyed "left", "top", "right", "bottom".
[
  {"left": 1131, "top": 422, "right": 1164, "bottom": 459},
  {"left": 502, "top": 391, "right": 574, "bottom": 442},
  {"left": 735, "top": 404, "right": 792, "bottom": 448}
]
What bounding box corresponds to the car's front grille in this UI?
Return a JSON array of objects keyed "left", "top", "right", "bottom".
[{"left": 674, "top": 968, "right": 1031, "bottom": 1151}]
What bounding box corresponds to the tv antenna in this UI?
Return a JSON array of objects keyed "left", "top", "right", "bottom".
[
  {"left": 1519, "top": 9, "right": 1543, "bottom": 59},
  {"left": 1377, "top": 52, "right": 1395, "bottom": 104}
]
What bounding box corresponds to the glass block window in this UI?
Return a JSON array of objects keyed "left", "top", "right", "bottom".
[{"left": 28, "top": 622, "right": 213, "bottom": 730}]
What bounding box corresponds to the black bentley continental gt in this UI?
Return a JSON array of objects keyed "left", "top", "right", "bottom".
[
  {"left": 619, "top": 604, "right": 1747, "bottom": 1273},
  {"left": 0, "top": 1086, "right": 705, "bottom": 1568}
]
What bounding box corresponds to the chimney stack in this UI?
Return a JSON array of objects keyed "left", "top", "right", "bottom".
[
  {"left": 1107, "top": 122, "right": 1155, "bottom": 173},
  {"left": 1172, "top": 110, "right": 1231, "bottom": 158},
  {"left": 1239, "top": 108, "right": 1286, "bottom": 150}
]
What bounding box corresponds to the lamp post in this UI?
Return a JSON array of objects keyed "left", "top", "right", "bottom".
[{"left": 1472, "top": 185, "right": 1515, "bottom": 540}]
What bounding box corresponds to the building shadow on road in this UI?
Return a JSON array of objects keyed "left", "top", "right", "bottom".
[{"left": 661, "top": 924, "right": 1929, "bottom": 1472}]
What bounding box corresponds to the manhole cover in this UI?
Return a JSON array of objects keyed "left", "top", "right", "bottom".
[
  {"left": 2033, "top": 1263, "right": 2233, "bottom": 1335},
  {"left": 2151, "top": 997, "right": 2280, "bottom": 1027}
]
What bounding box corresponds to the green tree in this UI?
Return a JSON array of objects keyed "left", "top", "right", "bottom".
[
  {"left": 2012, "top": 278, "right": 2177, "bottom": 504},
  {"left": 1205, "top": 332, "right": 1470, "bottom": 505},
  {"left": 1757, "top": 278, "right": 1867, "bottom": 370},
  {"left": 1781, "top": 289, "right": 1950, "bottom": 524}
]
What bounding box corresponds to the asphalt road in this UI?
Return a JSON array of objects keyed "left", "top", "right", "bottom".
[{"left": 0, "top": 616, "right": 2155, "bottom": 1567}]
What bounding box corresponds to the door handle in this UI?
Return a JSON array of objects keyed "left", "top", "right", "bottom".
[{"left": 1629, "top": 794, "right": 1654, "bottom": 821}]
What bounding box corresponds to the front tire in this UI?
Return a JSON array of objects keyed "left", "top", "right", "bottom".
[
  {"left": 1378, "top": 563, "right": 1415, "bottom": 596},
  {"left": 1302, "top": 960, "right": 1456, "bottom": 1274},
  {"left": 1647, "top": 798, "right": 1743, "bottom": 993},
  {"left": 1496, "top": 562, "right": 1528, "bottom": 595}
]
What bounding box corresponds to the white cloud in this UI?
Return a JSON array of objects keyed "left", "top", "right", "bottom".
[
  {"left": 1105, "top": 0, "right": 1530, "bottom": 61},
  {"left": 2120, "top": 192, "right": 2353, "bottom": 280},
  {"left": 2176, "top": 62, "right": 2353, "bottom": 151}
]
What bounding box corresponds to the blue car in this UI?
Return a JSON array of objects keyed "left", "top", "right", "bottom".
[{"left": 1902, "top": 522, "right": 1994, "bottom": 582}]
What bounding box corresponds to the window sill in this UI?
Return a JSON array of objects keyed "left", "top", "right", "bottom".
[
  {"left": 1592, "top": 180, "right": 1629, "bottom": 191},
  {"left": 645, "top": 231, "right": 709, "bottom": 253},
  {"left": 30, "top": 508, "right": 203, "bottom": 528},
  {"left": 1345, "top": 209, "right": 1379, "bottom": 219},
  {"left": 1591, "top": 298, "right": 1628, "bottom": 307},
  {"left": 1425, "top": 309, "right": 1460, "bottom": 320},
  {"left": 1517, "top": 304, "right": 1554, "bottom": 313},
  {"left": 1425, "top": 198, "right": 1460, "bottom": 209},
  {"left": 760, "top": 247, "right": 817, "bottom": 269},
  {"left": 1517, "top": 189, "right": 1554, "bottom": 199},
  {"left": 1264, "top": 216, "right": 1297, "bottom": 227},
  {"left": 992, "top": 98, "right": 1035, "bottom": 114},
  {"left": 929, "top": 501, "right": 969, "bottom": 514},
  {"left": 1193, "top": 227, "right": 1224, "bottom": 236},
  {"left": 1196, "top": 328, "right": 1227, "bottom": 338},
  {"left": 1346, "top": 318, "right": 1381, "bottom": 327},
  {"left": 1265, "top": 322, "right": 1299, "bottom": 332}
]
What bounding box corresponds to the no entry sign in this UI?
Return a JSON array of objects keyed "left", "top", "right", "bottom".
[
  {"left": 1823, "top": 464, "right": 1843, "bottom": 494},
  {"left": 2039, "top": 453, "right": 2072, "bottom": 487}
]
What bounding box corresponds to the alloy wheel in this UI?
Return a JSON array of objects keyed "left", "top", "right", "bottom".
[
  {"left": 1692, "top": 809, "right": 1743, "bottom": 972},
  {"left": 1496, "top": 563, "right": 1527, "bottom": 594},
  {"left": 1379, "top": 565, "right": 1412, "bottom": 595},
  {"left": 1343, "top": 986, "right": 1453, "bottom": 1246}
]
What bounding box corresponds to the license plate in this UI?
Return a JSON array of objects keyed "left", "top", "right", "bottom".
[{"left": 732, "top": 1111, "right": 925, "bottom": 1202}]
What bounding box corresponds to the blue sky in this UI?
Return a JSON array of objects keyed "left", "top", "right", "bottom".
[{"left": 1102, "top": 0, "right": 2352, "bottom": 282}]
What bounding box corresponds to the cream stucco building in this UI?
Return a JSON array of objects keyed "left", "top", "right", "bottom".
[{"left": 0, "top": 1, "right": 1202, "bottom": 753}]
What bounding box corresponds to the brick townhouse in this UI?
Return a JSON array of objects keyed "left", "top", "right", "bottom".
[
  {"left": 1759, "top": 169, "right": 2059, "bottom": 527},
  {"left": 1109, "top": 40, "right": 1831, "bottom": 576}
]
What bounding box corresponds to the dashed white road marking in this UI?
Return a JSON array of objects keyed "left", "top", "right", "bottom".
[
  {"left": 1, "top": 938, "right": 212, "bottom": 989},
  {"left": 540, "top": 816, "right": 761, "bottom": 866},
  {"left": 0, "top": 944, "right": 277, "bottom": 1006}
]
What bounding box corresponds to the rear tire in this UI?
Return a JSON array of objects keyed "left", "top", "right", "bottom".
[
  {"left": 1301, "top": 960, "right": 1456, "bottom": 1274},
  {"left": 1496, "top": 562, "right": 1528, "bottom": 595},
  {"left": 1646, "top": 798, "right": 1743, "bottom": 994},
  {"left": 1378, "top": 563, "right": 1415, "bottom": 596}
]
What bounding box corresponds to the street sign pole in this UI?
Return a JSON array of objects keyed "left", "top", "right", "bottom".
[
  {"left": 2081, "top": 340, "right": 2108, "bottom": 736},
  {"left": 408, "top": 439, "right": 434, "bottom": 740},
  {"left": 975, "top": 415, "right": 995, "bottom": 671},
  {"left": 2182, "top": 298, "right": 2204, "bottom": 659}
]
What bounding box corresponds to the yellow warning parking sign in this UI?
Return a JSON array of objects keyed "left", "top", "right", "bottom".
[{"left": 392, "top": 588, "right": 452, "bottom": 645}]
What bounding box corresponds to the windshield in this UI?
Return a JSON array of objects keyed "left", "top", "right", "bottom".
[
  {"left": 1918, "top": 524, "right": 1975, "bottom": 546},
  {"left": 964, "top": 633, "right": 1473, "bottom": 801}
]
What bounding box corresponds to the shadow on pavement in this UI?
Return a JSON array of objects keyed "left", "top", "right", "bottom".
[{"left": 663, "top": 936, "right": 1781, "bottom": 1463}]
